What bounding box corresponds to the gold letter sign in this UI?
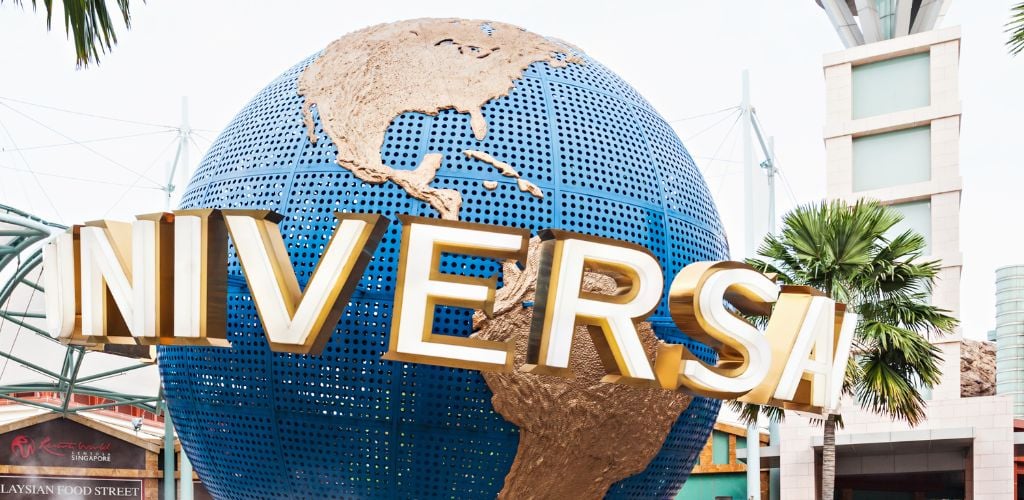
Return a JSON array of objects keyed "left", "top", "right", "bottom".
[
  {"left": 42, "top": 212, "right": 857, "bottom": 415},
  {"left": 663, "top": 263, "right": 858, "bottom": 414},
  {"left": 224, "top": 210, "right": 387, "bottom": 355},
  {"left": 524, "top": 229, "right": 663, "bottom": 385},
  {"left": 383, "top": 216, "right": 528, "bottom": 372}
]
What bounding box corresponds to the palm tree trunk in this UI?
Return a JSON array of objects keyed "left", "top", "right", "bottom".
[{"left": 821, "top": 415, "right": 837, "bottom": 500}]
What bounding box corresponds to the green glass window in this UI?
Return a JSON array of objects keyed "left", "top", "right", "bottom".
[
  {"left": 852, "top": 126, "right": 931, "bottom": 192},
  {"left": 712, "top": 431, "right": 729, "bottom": 465},
  {"left": 852, "top": 52, "right": 930, "bottom": 119},
  {"left": 886, "top": 199, "right": 932, "bottom": 256}
]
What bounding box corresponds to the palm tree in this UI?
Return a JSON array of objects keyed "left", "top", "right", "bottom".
[
  {"left": 2, "top": 0, "right": 136, "bottom": 67},
  {"left": 732, "top": 199, "right": 956, "bottom": 500},
  {"left": 1010, "top": 2, "right": 1024, "bottom": 56}
]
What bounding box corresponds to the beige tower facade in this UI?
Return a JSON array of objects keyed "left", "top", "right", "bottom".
[
  {"left": 823, "top": 26, "right": 965, "bottom": 399},
  {"left": 761, "top": 16, "right": 1016, "bottom": 500},
  {"left": 823, "top": 27, "right": 962, "bottom": 323}
]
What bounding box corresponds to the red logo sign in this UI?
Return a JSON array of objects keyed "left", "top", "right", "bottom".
[
  {"left": 2, "top": 419, "right": 146, "bottom": 470},
  {"left": 9, "top": 434, "right": 113, "bottom": 459},
  {"left": 9, "top": 436, "right": 32, "bottom": 459}
]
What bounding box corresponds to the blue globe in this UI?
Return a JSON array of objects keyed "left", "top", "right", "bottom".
[{"left": 159, "top": 19, "right": 729, "bottom": 499}]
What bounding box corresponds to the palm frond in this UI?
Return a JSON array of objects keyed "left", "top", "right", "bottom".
[
  {"left": 748, "top": 198, "right": 952, "bottom": 426},
  {"left": 2, "top": 0, "right": 135, "bottom": 67},
  {"left": 856, "top": 361, "right": 927, "bottom": 424},
  {"left": 1009, "top": 1, "right": 1024, "bottom": 56},
  {"left": 727, "top": 400, "right": 786, "bottom": 427},
  {"left": 857, "top": 298, "right": 957, "bottom": 338}
]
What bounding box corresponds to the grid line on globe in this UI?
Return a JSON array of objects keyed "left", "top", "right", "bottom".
[{"left": 159, "top": 23, "right": 730, "bottom": 499}]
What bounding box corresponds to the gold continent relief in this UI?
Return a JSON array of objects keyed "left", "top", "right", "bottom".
[
  {"left": 473, "top": 239, "right": 691, "bottom": 499},
  {"left": 298, "top": 18, "right": 569, "bottom": 219},
  {"left": 299, "top": 18, "right": 691, "bottom": 499}
]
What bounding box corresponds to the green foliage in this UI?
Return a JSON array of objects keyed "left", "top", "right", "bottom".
[
  {"left": 1010, "top": 2, "right": 1024, "bottom": 56},
  {"left": 3, "top": 0, "right": 135, "bottom": 67},
  {"left": 733, "top": 199, "right": 956, "bottom": 427}
]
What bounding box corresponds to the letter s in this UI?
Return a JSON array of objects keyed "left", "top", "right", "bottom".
[{"left": 666, "top": 262, "right": 779, "bottom": 398}]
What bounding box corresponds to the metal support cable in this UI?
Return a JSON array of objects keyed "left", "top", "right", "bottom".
[
  {"left": 710, "top": 118, "right": 744, "bottom": 201},
  {"left": 0, "top": 283, "right": 39, "bottom": 384},
  {"left": 0, "top": 163, "right": 164, "bottom": 188},
  {"left": 188, "top": 135, "right": 207, "bottom": 164},
  {"left": 0, "top": 129, "right": 174, "bottom": 152},
  {"left": 775, "top": 168, "right": 800, "bottom": 206},
  {"left": 0, "top": 102, "right": 165, "bottom": 189},
  {"left": 190, "top": 131, "right": 216, "bottom": 145},
  {"left": 0, "top": 347, "right": 65, "bottom": 380},
  {"left": 681, "top": 107, "right": 742, "bottom": 142},
  {"left": 667, "top": 105, "right": 739, "bottom": 124},
  {"left": 0, "top": 96, "right": 179, "bottom": 129},
  {"left": 0, "top": 116, "right": 63, "bottom": 220},
  {"left": 102, "top": 134, "right": 185, "bottom": 216},
  {"left": 702, "top": 112, "right": 743, "bottom": 174}
]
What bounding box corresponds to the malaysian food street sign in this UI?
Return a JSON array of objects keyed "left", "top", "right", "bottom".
[
  {"left": 0, "top": 476, "right": 143, "bottom": 500},
  {"left": 42, "top": 211, "right": 856, "bottom": 415}
]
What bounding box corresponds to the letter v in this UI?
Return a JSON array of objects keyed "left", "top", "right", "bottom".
[{"left": 223, "top": 210, "right": 388, "bottom": 354}]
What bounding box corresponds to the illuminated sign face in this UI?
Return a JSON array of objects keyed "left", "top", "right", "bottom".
[{"left": 42, "top": 210, "right": 856, "bottom": 415}]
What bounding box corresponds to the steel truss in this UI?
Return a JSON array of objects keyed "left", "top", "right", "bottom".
[{"left": 0, "top": 204, "right": 160, "bottom": 417}]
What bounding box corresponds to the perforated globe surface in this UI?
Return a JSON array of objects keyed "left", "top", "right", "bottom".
[{"left": 159, "top": 27, "right": 729, "bottom": 499}]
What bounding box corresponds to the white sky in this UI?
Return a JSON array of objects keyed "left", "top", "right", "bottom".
[{"left": 0, "top": 0, "right": 1021, "bottom": 339}]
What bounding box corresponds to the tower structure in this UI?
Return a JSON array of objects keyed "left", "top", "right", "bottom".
[
  {"left": 748, "top": 3, "right": 1018, "bottom": 499},
  {"left": 821, "top": 0, "right": 964, "bottom": 399},
  {"left": 995, "top": 265, "right": 1024, "bottom": 417}
]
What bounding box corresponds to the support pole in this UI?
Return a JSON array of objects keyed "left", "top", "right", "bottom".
[
  {"left": 164, "top": 412, "right": 175, "bottom": 500},
  {"left": 743, "top": 71, "right": 763, "bottom": 500},
  {"left": 767, "top": 137, "right": 776, "bottom": 236},
  {"left": 180, "top": 445, "right": 194, "bottom": 500},
  {"left": 177, "top": 97, "right": 190, "bottom": 202},
  {"left": 742, "top": 70, "right": 755, "bottom": 259},
  {"left": 769, "top": 419, "right": 780, "bottom": 500},
  {"left": 742, "top": 71, "right": 771, "bottom": 259},
  {"left": 747, "top": 421, "right": 761, "bottom": 500},
  {"left": 749, "top": 110, "right": 778, "bottom": 248},
  {"left": 164, "top": 160, "right": 174, "bottom": 212},
  {"left": 164, "top": 96, "right": 191, "bottom": 211},
  {"left": 60, "top": 348, "right": 84, "bottom": 414}
]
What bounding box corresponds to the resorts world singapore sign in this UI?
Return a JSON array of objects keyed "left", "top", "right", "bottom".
[{"left": 41, "top": 211, "right": 856, "bottom": 415}]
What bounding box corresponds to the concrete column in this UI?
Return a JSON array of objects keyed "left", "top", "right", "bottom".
[
  {"left": 180, "top": 446, "right": 194, "bottom": 500},
  {"left": 163, "top": 414, "right": 175, "bottom": 500},
  {"left": 747, "top": 422, "right": 761, "bottom": 500}
]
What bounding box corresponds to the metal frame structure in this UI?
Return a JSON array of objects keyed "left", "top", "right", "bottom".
[
  {"left": 816, "top": 0, "right": 952, "bottom": 47},
  {"left": 0, "top": 203, "right": 160, "bottom": 416}
]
